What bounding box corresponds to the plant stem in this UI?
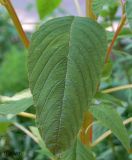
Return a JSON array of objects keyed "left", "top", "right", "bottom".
[
  {"left": 80, "top": 112, "right": 93, "bottom": 146},
  {"left": 80, "top": 0, "right": 96, "bottom": 147},
  {"left": 13, "top": 122, "right": 38, "bottom": 143},
  {"left": 17, "top": 112, "right": 36, "bottom": 119},
  {"left": 0, "top": 0, "right": 30, "bottom": 48},
  {"left": 91, "top": 117, "right": 132, "bottom": 147},
  {"left": 102, "top": 84, "right": 132, "bottom": 93},
  {"left": 73, "top": 0, "right": 83, "bottom": 16},
  {"left": 120, "top": 0, "right": 126, "bottom": 15},
  {"left": 105, "top": 14, "right": 126, "bottom": 63},
  {"left": 86, "top": 0, "right": 96, "bottom": 19}
]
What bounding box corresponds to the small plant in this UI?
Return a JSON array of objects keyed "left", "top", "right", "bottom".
[{"left": 0, "top": 0, "right": 132, "bottom": 159}]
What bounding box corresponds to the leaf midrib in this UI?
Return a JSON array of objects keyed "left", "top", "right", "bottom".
[{"left": 54, "top": 17, "right": 76, "bottom": 153}]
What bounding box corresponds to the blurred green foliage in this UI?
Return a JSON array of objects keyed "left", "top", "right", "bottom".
[
  {"left": 0, "top": 8, "right": 20, "bottom": 61},
  {"left": 0, "top": 47, "right": 28, "bottom": 95}
]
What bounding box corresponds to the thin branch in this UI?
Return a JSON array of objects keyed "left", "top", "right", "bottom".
[
  {"left": 17, "top": 112, "right": 36, "bottom": 119},
  {"left": 105, "top": 0, "right": 126, "bottom": 63},
  {"left": 73, "top": 0, "right": 83, "bottom": 16},
  {"left": 0, "top": 0, "right": 30, "bottom": 48},
  {"left": 120, "top": 0, "right": 126, "bottom": 15},
  {"left": 91, "top": 117, "right": 132, "bottom": 147},
  {"left": 120, "top": 0, "right": 124, "bottom": 6},
  {"left": 13, "top": 122, "right": 38, "bottom": 143},
  {"left": 102, "top": 84, "right": 132, "bottom": 94},
  {"left": 105, "top": 14, "right": 126, "bottom": 63},
  {"left": 80, "top": 0, "right": 97, "bottom": 147},
  {"left": 86, "top": 0, "right": 96, "bottom": 19}
]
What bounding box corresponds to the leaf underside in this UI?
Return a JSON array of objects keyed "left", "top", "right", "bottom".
[
  {"left": 28, "top": 16, "right": 107, "bottom": 154},
  {"left": 61, "top": 139, "right": 95, "bottom": 160}
]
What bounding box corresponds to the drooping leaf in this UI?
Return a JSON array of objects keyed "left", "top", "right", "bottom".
[
  {"left": 90, "top": 104, "right": 130, "bottom": 150},
  {"left": 0, "top": 97, "right": 33, "bottom": 115},
  {"left": 28, "top": 16, "right": 107, "bottom": 154},
  {"left": 126, "top": 0, "right": 132, "bottom": 29},
  {"left": 95, "top": 92, "right": 124, "bottom": 107},
  {"left": 36, "top": 0, "right": 62, "bottom": 19},
  {"left": 61, "top": 139, "right": 95, "bottom": 160}
]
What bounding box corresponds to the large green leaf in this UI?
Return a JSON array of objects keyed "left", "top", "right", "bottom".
[
  {"left": 28, "top": 16, "right": 107, "bottom": 154},
  {"left": 90, "top": 104, "right": 130, "bottom": 150},
  {"left": 0, "top": 97, "right": 33, "bottom": 115},
  {"left": 61, "top": 139, "right": 95, "bottom": 160},
  {"left": 126, "top": 0, "right": 132, "bottom": 29},
  {"left": 36, "top": 0, "right": 62, "bottom": 19}
]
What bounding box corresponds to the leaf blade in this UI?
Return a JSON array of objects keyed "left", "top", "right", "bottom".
[
  {"left": 0, "top": 97, "right": 33, "bottom": 115},
  {"left": 28, "top": 16, "right": 107, "bottom": 154},
  {"left": 90, "top": 104, "right": 130, "bottom": 150},
  {"left": 61, "top": 139, "right": 95, "bottom": 160},
  {"left": 36, "top": 0, "right": 62, "bottom": 19}
]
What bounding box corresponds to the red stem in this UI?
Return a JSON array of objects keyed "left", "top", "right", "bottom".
[{"left": 1, "top": 0, "right": 30, "bottom": 48}]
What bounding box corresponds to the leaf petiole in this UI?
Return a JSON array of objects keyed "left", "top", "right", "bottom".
[{"left": 0, "top": 0, "right": 30, "bottom": 48}]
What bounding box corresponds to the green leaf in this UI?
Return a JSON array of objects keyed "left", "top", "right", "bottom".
[
  {"left": 36, "top": 0, "right": 62, "bottom": 19},
  {"left": 93, "top": 122, "right": 107, "bottom": 141},
  {"left": 95, "top": 92, "right": 124, "bottom": 107},
  {"left": 0, "top": 97, "right": 33, "bottom": 115},
  {"left": 112, "top": 49, "right": 132, "bottom": 57},
  {"left": 92, "top": 0, "right": 116, "bottom": 16},
  {"left": 28, "top": 16, "right": 107, "bottom": 154},
  {"left": 29, "top": 126, "right": 54, "bottom": 159},
  {"left": 126, "top": 0, "right": 132, "bottom": 29},
  {"left": 61, "top": 139, "right": 95, "bottom": 160},
  {"left": 0, "top": 123, "right": 9, "bottom": 134},
  {"left": 92, "top": 0, "right": 105, "bottom": 16},
  {"left": 90, "top": 104, "right": 130, "bottom": 150},
  {"left": 0, "top": 116, "right": 16, "bottom": 134}
]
